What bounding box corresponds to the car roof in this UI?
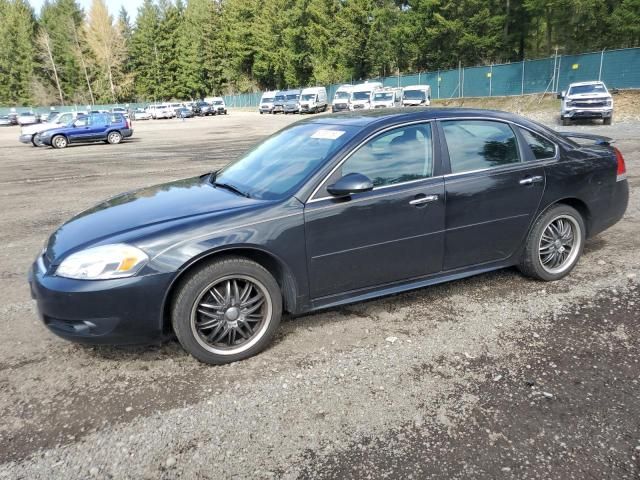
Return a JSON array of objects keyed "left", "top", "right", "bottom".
[
  {"left": 297, "top": 107, "right": 538, "bottom": 128},
  {"left": 569, "top": 81, "right": 605, "bottom": 87}
]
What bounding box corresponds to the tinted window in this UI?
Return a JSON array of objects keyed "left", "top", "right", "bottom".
[
  {"left": 340, "top": 123, "right": 433, "bottom": 188},
  {"left": 519, "top": 128, "right": 556, "bottom": 160},
  {"left": 442, "top": 120, "right": 520, "bottom": 174}
]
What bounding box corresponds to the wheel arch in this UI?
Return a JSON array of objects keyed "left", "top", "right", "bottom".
[
  {"left": 536, "top": 197, "right": 591, "bottom": 237},
  {"left": 160, "top": 246, "right": 298, "bottom": 335}
]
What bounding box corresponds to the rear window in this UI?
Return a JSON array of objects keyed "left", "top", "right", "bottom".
[{"left": 519, "top": 128, "right": 556, "bottom": 160}]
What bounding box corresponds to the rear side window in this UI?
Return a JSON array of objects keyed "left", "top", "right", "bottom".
[
  {"left": 442, "top": 120, "right": 520, "bottom": 174},
  {"left": 519, "top": 128, "right": 556, "bottom": 160}
]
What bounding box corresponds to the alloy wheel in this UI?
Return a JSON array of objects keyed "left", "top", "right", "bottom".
[
  {"left": 190, "top": 275, "right": 272, "bottom": 356},
  {"left": 538, "top": 214, "right": 581, "bottom": 275}
]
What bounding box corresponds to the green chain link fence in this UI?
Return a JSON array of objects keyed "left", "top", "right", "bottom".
[{"left": 2, "top": 47, "right": 639, "bottom": 114}]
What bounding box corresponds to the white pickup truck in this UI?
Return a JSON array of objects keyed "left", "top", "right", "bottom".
[{"left": 559, "top": 81, "right": 613, "bottom": 126}]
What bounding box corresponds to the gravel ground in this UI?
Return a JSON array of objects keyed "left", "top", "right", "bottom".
[{"left": 0, "top": 110, "right": 638, "bottom": 479}]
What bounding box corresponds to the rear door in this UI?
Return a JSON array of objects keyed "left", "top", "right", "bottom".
[
  {"left": 304, "top": 122, "right": 445, "bottom": 300},
  {"left": 439, "top": 119, "right": 546, "bottom": 270}
]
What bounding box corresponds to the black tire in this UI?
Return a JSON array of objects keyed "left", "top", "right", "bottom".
[
  {"left": 562, "top": 117, "right": 571, "bottom": 126},
  {"left": 518, "top": 204, "right": 585, "bottom": 281},
  {"left": 603, "top": 116, "right": 612, "bottom": 125},
  {"left": 171, "top": 256, "right": 283, "bottom": 365},
  {"left": 31, "top": 134, "right": 43, "bottom": 147},
  {"left": 51, "top": 134, "right": 68, "bottom": 149},
  {"left": 107, "top": 131, "right": 122, "bottom": 144}
]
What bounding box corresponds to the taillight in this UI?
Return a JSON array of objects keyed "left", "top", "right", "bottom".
[{"left": 614, "top": 147, "right": 626, "bottom": 181}]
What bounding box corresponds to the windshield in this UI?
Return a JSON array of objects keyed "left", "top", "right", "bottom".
[
  {"left": 374, "top": 92, "right": 393, "bottom": 101},
  {"left": 274, "top": 95, "right": 286, "bottom": 102},
  {"left": 261, "top": 97, "right": 274, "bottom": 103},
  {"left": 213, "top": 100, "right": 223, "bottom": 105},
  {"left": 404, "top": 90, "right": 426, "bottom": 100},
  {"left": 334, "top": 91, "right": 350, "bottom": 100},
  {"left": 215, "top": 124, "right": 358, "bottom": 200},
  {"left": 568, "top": 84, "right": 607, "bottom": 95},
  {"left": 352, "top": 91, "right": 371, "bottom": 101},
  {"left": 301, "top": 94, "right": 316, "bottom": 101},
  {"left": 286, "top": 94, "right": 299, "bottom": 101}
]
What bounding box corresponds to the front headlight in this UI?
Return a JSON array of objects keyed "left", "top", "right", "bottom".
[{"left": 56, "top": 244, "right": 148, "bottom": 280}]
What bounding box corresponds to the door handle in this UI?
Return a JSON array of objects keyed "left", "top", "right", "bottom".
[
  {"left": 409, "top": 194, "right": 439, "bottom": 206},
  {"left": 519, "top": 175, "right": 543, "bottom": 185}
]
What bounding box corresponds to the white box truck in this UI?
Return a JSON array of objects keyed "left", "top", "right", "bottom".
[
  {"left": 299, "top": 87, "right": 328, "bottom": 114},
  {"left": 402, "top": 85, "right": 431, "bottom": 106}
]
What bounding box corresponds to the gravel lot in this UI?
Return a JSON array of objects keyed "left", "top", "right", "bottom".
[{"left": 0, "top": 110, "right": 638, "bottom": 479}]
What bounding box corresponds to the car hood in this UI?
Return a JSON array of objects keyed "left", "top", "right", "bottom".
[
  {"left": 22, "top": 121, "right": 60, "bottom": 135},
  {"left": 45, "top": 175, "right": 260, "bottom": 263}
]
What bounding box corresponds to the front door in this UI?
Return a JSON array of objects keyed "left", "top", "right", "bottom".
[
  {"left": 304, "top": 122, "right": 445, "bottom": 300},
  {"left": 439, "top": 119, "right": 546, "bottom": 270}
]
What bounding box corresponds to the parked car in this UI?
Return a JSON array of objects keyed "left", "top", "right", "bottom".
[
  {"left": 258, "top": 91, "right": 277, "bottom": 114},
  {"left": 133, "top": 108, "right": 152, "bottom": 120},
  {"left": 168, "top": 102, "right": 185, "bottom": 116},
  {"left": 35, "top": 112, "right": 132, "bottom": 148},
  {"left": 148, "top": 104, "right": 175, "bottom": 119},
  {"left": 299, "top": 87, "right": 328, "bottom": 114},
  {"left": 0, "top": 115, "right": 12, "bottom": 126},
  {"left": 210, "top": 97, "right": 228, "bottom": 115},
  {"left": 17, "top": 111, "right": 39, "bottom": 125},
  {"left": 559, "top": 81, "right": 613, "bottom": 126},
  {"left": 372, "top": 88, "right": 402, "bottom": 108},
  {"left": 176, "top": 107, "right": 195, "bottom": 118},
  {"left": 402, "top": 85, "right": 431, "bottom": 107},
  {"left": 19, "top": 111, "right": 82, "bottom": 146},
  {"left": 28, "top": 108, "right": 628, "bottom": 365},
  {"left": 111, "top": 107, "right": 129, "bottom": 119},
  {"left": 349, "top": 82, "right": 383, "bottom": 111},
  {"left": 40, "top": 111, "right": 60, "bottom": 122},
  {"left": 194, "top": 101, "right": 215, "bottom": 116},
  {"left": 331, "top": 84, "right": 354, "bottom": 112}
]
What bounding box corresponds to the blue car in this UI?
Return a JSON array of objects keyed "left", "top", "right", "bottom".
[
  {"left": 36, "top": 112, "right": 133, "bottom": 149},
  {"left": 29, "top": 108, "right": 628, "bottom": 364}
]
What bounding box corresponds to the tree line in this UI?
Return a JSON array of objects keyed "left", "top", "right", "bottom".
[{"left": 1, "top": 0, "right": 639, "bottom": 106}]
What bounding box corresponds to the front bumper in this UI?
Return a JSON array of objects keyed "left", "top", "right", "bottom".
[
  {"left": 29, "top": 257, "right": 172, "bottom": 345},
  {"left": 564, "top": 108, "right": 613, "bottom": 119},
  {"left": 332, "top": 104, "right": 349, "bottom": 112},
  {"left": 19, "top": 134, "right": 33, "bottom": 144}
]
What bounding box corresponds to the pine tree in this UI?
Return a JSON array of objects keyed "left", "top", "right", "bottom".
[{"left": 130, "top": 0, "right": 161, "bottom": 101}]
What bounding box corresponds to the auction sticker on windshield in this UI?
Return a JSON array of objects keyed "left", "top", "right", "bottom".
[{"left": 311, "top": 130, "right": 346, "bottom": 140}]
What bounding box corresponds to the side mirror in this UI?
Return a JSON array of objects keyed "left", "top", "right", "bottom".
[
  {"left": 327, "top": 173, "right": 374, "bottom": 197},
  {"left": 557, "top": 90, "right": 566, "bottom": 100}
]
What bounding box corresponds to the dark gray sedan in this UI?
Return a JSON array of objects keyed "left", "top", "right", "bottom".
[{"left": 29, "top": 109, "right": 629, "bottom": 364}]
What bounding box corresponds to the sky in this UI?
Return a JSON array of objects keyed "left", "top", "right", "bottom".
[{"left": 28, "top": 0, "right": 144, "bottom": 19}]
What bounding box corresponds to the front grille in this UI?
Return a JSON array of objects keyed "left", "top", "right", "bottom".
[{"left": 572, "top": 100, "right": 607, "bottom": 108}]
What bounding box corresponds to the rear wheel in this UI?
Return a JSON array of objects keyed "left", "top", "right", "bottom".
[
  {"left": 107, "top": 131, "right": 122, "bottom": 144},
  {"left": 171, "top": 257, "right": 282, "bottom": 365},
  {"left": 519, "top": 204, "right": 585, "bottom": 281},
  {"left": 51, "top": 135, "right": 68, "bottom": 149}
]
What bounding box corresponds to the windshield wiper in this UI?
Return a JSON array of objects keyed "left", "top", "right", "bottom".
[{"left": 213, "top": 180, "right": 251, "bottom": 198}]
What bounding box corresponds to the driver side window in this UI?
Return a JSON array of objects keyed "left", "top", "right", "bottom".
[{"left": 341, "top": 123, "right": 433, "bottom": 188}]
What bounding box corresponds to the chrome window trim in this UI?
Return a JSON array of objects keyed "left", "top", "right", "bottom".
[{"left": 308, "top": 120, "right": 436, "bottom": 203}]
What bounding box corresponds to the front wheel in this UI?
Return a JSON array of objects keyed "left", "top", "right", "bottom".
[
  {"left": 51, "top": 135, "right": 68, "bottom": 149},
  {"left": 562, "top": 116, "right": 571, "bottom": 126},
  {"left": 172, "top": 257, "right": 283, "bottom": 365},
  {"left": 107, "top": 131, "right": 122, "bottom": 144},
  {"left": 31, "top": 134, "right": 43, "bottom": 147},
  {"left": 603, "top": 116, "right": 612, "bottom": 125},
  {"left": 519, "top": 204, "right": 585, "bottom": 281}
]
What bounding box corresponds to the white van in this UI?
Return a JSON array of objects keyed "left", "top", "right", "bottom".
[
  {"left": 371, "top": 87, "right": 402, "bottom": 109},
  {"left": 332, "top": 85, "right": 353, "bottom": 112},
  {"left": 147, "top": 104, "right": 175, "bottom": 119},
  {"left": 349, "top": 82, "right": 384, "bottom": 111},
  {"left": 259, "top": 91, "right": 278, "bottom": 114},
  {"left": 299, "top": 87, "right": 327, "bottom": 114},
  {"left": 402, "top": 85, "right": 431, "bottom": 106}
]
